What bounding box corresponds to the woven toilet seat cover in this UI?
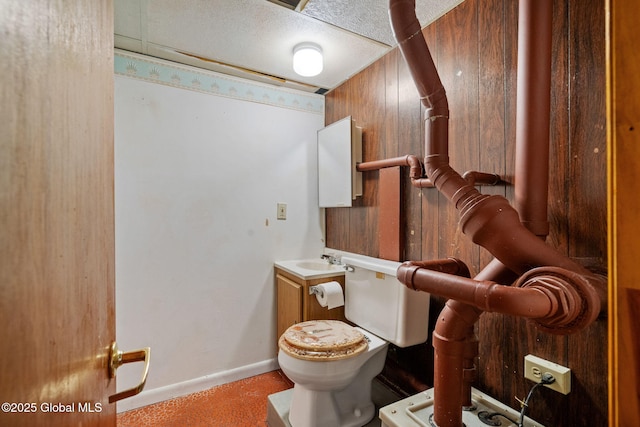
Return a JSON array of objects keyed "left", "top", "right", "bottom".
[{"left": 279, "top": 320, "right": 368, "bottom": 361}]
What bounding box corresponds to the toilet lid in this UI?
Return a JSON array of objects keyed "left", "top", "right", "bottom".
[{"left": 279, "top": 320, "right": 368, "bottom": 361}]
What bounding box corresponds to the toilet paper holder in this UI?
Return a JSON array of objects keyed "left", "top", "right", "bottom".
[
  {"left": 309, "top": 281, "right": 345, "bottom": 310},
  {"left": 309, "top": 285, "right": 324, "bottom": 297}
]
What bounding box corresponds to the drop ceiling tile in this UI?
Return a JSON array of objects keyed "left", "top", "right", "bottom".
[
  {"left": 114, "top": 0, "right": 142, "bottom": 40},
  {"left": 143, "top": 0, "right": 388, "bottom": 89}
]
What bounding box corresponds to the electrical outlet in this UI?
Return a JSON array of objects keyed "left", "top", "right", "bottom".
[
  {"left": 277, "top": 203, "right": 287, "bottom": 220},
  {"left": 524, "top": 354, "right": 571, "bottom": 395}
]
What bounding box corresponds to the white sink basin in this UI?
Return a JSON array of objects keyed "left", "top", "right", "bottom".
[
  {"left": 295, "top": 261, "right": 341, "bottom": 271},
  {"left": 275, "top": 258, "right": 345, "bottom": 279}
]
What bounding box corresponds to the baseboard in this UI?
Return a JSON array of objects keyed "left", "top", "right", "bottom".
[{"left": 116, "top": 358, "right": 280, "bottom": 413}]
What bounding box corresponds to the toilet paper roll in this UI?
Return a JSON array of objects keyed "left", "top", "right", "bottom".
[{"left": 313, "top": 281, "right": 345, "bottom": 310}]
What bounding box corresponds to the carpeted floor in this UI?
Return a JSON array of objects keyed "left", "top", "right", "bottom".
[{"left": 117, "top": 370, "right": 294, "bottom": 427}]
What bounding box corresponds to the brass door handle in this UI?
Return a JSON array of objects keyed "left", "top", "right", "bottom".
[{"left": 108, "top": 341, "right": 151, "bottom": 403}]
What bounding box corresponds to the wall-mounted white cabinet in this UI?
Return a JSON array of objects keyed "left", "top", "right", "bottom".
[{"left": 317, "top": 116, "right": 363, "bottom": 207}]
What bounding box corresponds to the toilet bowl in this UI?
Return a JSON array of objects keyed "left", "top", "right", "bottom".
[
  {"left": 278, "top": 320, "right": 388, "bottom": 427},
  {"left": 277, "top": 253, "right": 431, "bottom": 427}
]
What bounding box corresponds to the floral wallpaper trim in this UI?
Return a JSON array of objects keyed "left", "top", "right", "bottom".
[{"left": 114, "top": 50, "right": 324, "bottom": 115}]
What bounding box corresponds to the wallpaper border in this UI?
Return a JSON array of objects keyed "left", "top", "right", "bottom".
[{"left": 114, "top": 50, "right": 324, "bottom": 115}]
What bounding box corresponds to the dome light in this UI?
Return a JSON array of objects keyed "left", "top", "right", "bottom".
[{"left": 292, "top": 43, "right": 323, "bottom": 77}]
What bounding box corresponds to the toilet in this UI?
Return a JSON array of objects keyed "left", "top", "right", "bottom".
[{"left": 277, "top": 253, "right": 431, "bottom": 427}]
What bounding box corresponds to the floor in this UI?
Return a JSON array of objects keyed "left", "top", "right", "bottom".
[
  {"left": 117, "top": 370, "right": 294, "bottom": 427},
  {"left": 117, "top": 369, "right": 539, "bottom": 427},
  {"left": 266, "top": 377, "right": 402, "bottom": 427}
]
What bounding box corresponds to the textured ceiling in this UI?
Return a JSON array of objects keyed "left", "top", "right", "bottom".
[
  {"left": 301, "top": 0, "right": 453, "bottom": 46},
  {"left": 114, "top": 0, "right": 463, "bottom": 93}
]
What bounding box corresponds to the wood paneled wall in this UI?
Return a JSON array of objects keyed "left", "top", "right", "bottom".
[{"left": 325, "top": 0, "right": 607, "bottom": 425}]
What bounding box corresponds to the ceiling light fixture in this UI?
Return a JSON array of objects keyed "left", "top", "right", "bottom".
[{"left": 292, "top": 42, "right": 323, "bottom": 77}]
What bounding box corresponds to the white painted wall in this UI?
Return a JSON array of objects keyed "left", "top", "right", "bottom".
[{"left": 114, "top": 58, "right": 325, "bottom": 410}]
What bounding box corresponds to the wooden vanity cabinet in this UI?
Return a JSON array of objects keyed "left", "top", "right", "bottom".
[{"left": 275, "top": 267, "right": 347, "bottom": 341}]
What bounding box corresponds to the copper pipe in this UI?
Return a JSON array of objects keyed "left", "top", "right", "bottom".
[
  {"left": 357, "top": 158, "right": 501, "bottom": 189},
  {"left": 399, "top": 261, "right": 604, "bottom": 425},
  {"left": 460, "top": 196, "right": 588, "bottom": 276},
  {"left": 389, "top": 0, "right": 573, "bottom": 275},
  {"left": 462, "top": 171, "right": 501, "bottom": 186},
  {"left": 402, "top": 258, "right": 471, "bottom": 278},
  {"left": 389, "top": 0, "right": 493, "bottom": 214},
  {"left": 412, "top": 178, "right": 435, "bottom": 188},
  {"left": 458, "top": 194, "right": 608, "bottom": 305},
  {"left": 451, "top": 258, "right": 517, "bottom": 407},
  {"left": 432, "top": 300, "right": 480, "bottom": 423},
  {"left": 357, "top": 155, "right": 435, "bottom": 188},
  {"left": 475, "top": 257, "right": 519, "bottom": 286},
  {"left": 514, "top": 0, "right": 553, "bottom": 238},
  {"left": 388, "top": 2, "right": 522, "bottom": 423},
  {"left": 388, "top": 0, "right": 606, "bottom": 310},
  {"left": 388, "top": 0, "right": 606, "bottom": 425},
  {"left": 357, "top": 155, "right": 422, "bottom": 178},
  {"left": 397, "top": 263, "right": 600, "bottom": 327}
]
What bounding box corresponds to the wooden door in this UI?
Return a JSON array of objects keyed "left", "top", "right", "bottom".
[
  {"left": 0, "top": 1, "right": 116, "bottom": 426},
  {"left": 607, "top": 0, "right": 640, "bottom": 425}
]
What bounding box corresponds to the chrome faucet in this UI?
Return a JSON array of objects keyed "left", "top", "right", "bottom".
[{"left": 320, "top": 254, "right": 341, "bottom": 265}]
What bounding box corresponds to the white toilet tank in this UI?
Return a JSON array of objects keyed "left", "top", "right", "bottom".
[{"left": 341, "top": 254, "right": 430, "bottom": 348}]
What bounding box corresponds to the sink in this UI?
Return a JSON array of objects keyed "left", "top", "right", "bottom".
[
  {"left": 275, "top": 258, "right": 346, "bottom": 279},
  {"left": 295, "top": 261, "right": 342, "bottom": 271}
]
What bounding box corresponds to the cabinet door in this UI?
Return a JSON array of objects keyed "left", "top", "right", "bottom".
[{"left": 276, "top": 274, "right": 303, "bottom": 339}]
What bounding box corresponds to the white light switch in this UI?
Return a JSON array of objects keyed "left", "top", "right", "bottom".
[{"left": 277, "top": 203, "right": 287, "bottom": 220}]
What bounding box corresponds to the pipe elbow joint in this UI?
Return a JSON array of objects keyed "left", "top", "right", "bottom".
[
  {"left": 397, "top": 262, "right": 421, "bottom": 291},
  {"left": 515, "top": 267, "right": 603, "bottom": 335},
  {"left": 404, "top": 155, "right": 424, "bottom": 179}
]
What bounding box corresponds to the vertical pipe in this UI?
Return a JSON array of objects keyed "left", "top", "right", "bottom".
[
  {"left": 514, "top": 0, "right": 553, "bottom": 237},
  {"left": 389, "top": 0, "right": 480, "bottom": 209},
  {"left": 432, "top": 301, "right": 481, "bottom": 427}
]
